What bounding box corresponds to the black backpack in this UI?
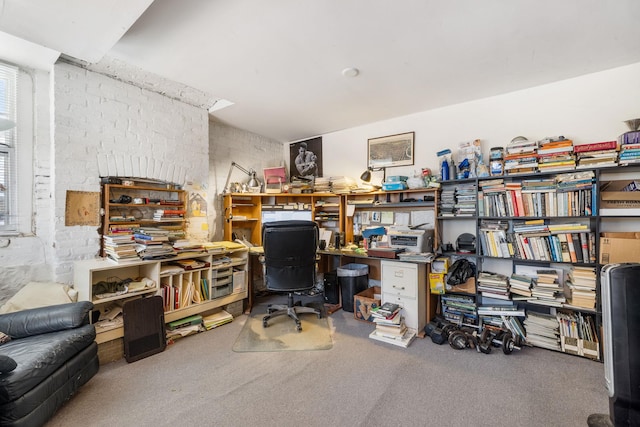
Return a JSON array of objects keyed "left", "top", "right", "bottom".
[{"left": 447, "top": 259, "right": 476, "bottom": 285}]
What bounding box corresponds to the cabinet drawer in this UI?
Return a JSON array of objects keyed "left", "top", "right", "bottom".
[
  {"left": 381, "top": 260, "right": 418, "bottom": 299},
  {"left": 212, "top": 267, "right": 233, "bottom": 279}
]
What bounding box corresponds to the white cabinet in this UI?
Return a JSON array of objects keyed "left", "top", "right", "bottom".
[
  {"left": 74, "top": 249, "right": 248, "bottom": 344},
  {"left": 380, "top": 260, "right": 427, "bottom": 332}
]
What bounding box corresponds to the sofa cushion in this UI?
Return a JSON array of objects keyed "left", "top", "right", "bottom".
[
  {"left": 0, "top": 355, "right": 17, "bottom": 373},
  {"left": 0, "top": 324, "right": 96, "bottom": 404}
]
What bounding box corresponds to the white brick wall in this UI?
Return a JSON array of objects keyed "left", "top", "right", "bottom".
[
  {"left": 0, "top": 60, "right": 281, "bottom": 304},
  {"left": 50, "top": 62, "right": 209, "bottom": 283}
]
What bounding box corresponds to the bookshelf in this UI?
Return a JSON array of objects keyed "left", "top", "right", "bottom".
[
  {"left": 74, "top": 248, "right": 248, "bottom": 345},
  {"left": 437, "top": 165, "right": 640, "bottom": 360},
  {"left": 101, "top": 180, "right": 186, "bottom": 258},
  {"left": 223, "top": 192, "right": 345, "bottom": 246}
]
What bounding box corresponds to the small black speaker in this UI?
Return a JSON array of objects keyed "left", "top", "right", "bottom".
[{"left": 323, "top": 271, "right": 340, "bottom": 305}]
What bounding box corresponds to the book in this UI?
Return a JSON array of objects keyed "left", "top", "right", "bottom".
[
  {"left": 375, "top": 302, "right": 400, "bottom": 317},
  {"left": 565, "top": 233, "right": 578, "bottom": 263},
  {"left": 369, "top": 327, "right": 417, "bottom": 348},
  {"left": 168, "top": 314, "right": 202, "bottom": 330},
  {"left": 573, "top": 140, "right": 617, "bottom": 153}
]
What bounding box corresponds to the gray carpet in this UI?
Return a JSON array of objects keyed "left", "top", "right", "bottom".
[{"left": 46, "top": 296, "right": 609, "bottom": 427}]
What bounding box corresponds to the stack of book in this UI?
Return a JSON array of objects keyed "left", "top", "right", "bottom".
[
  {"left": 439, "top": 187, "right": 456, "bottom": 216},
  {"left": 504, "top": 138, "right": 538, "bottom": 175},
  {"left": 618, "top": 138, "right": 640, "bottom": 165},
  {"left": 202, "top": 310, "right": 233, "bottom": 330},
  {"left": 528, "top": 269, "right": 565, "bottom": 307},
  {"left": 153, "top": 208, "right": 185, "bottom": 222},
  {"left": 536, "top": 138, "right": 575, "bottom": 172},
  {"left": 524, "top": 311, "right": 561, "bottom": 351},
  {"left": 478, "top": 305, "right": 524, "bottom": 328},
  {"left": 133, "top": 228, "right": 176, "bottom": 260},
  {"left": 454, "top": 183, "right": 477, "bottom": 216},
  {"left": 135, "top": 242, "right": 176, "bottom": 260},
  {"left": 509, "top": 273, "right": 533, "bottom": 299},
  {"left": 328, "top": 176, "right": 358, "bottom": 193},
  {"left": 368, "top": 302, "right": 416, "bottom": 348},
  {"left": 103, "top": 234, "right": 139, "bottom": 263},
  {"left": 477, "top": 271, "right": 510, "bottom": 301},
  {"left": 441, "top": 294, "right": 477, "bottom": 327},
  {"left": 564, "top": 266, "right": 597, "bottom": 309},
  {"left": 574, "top": 140, "right": 618, "bottom": 169}
]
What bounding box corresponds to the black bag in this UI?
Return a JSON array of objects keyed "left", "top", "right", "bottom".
[{"left": 447, "top": 259, "right": 476, "bottom": 286}]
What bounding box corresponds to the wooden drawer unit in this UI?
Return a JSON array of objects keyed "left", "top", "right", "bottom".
[{"left": 381, "top": 260, "right": 427, "bottom": 332}]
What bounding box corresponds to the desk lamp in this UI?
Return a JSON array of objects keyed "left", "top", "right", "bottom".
[
  {"left": 360, "top": 166, "right": 386, "bottom": 188},
  {"left": 224, "top": 161, "right": 262, "bottom": 193}
]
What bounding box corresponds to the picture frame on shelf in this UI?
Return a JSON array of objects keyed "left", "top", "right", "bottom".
[{"left": 367, "top": 132, "right": 415, "bottom": 168}]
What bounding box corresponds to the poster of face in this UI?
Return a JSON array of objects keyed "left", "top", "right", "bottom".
[{"left": 290, "top": 137, "right": 322, "bottom": 179}]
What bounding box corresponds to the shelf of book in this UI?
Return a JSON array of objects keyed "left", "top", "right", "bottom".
[
  {"left": 74, "top": 248, "right": 248, "bottom": 347},
  {"left": 437, "top": 165, "right": 640, "bottom": 360}
]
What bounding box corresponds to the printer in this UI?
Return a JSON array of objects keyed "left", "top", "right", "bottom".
[{"left": 388, "top": 226, "right": 434, "bottom": 253}]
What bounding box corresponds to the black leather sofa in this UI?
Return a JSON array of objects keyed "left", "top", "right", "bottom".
[{"left": 0, "top": 301, "right": 99, "bottom": 427}]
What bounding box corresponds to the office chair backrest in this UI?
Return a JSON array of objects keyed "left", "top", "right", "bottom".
[{"left": 262, "top": 220, "right": 318, "bottom": 292}]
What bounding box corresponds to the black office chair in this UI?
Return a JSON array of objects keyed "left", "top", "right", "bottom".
[{"left": 261, "top": 220, "right": 323, "bottom": 332}]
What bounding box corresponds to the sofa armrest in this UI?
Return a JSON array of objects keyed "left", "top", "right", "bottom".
[{"left": 0, "top": 301, "right": 93, "bottom": 339}]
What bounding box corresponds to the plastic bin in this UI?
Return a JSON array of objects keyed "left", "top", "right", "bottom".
[{"left": 337, "top": 263, "right": 369, "bottom": 312}]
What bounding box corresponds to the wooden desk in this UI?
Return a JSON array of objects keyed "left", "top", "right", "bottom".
[{"left": 246, "top": 248, "right": 438, "bottom": 331}]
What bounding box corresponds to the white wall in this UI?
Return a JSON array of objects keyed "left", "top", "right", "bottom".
[{"left": 313, "top": 62, "right": 640, "bottom": 183}]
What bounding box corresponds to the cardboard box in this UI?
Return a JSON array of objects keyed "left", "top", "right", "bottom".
[
  {"left": 600, "top": 180, "right": 640, "bottom": 214},
  {"left": 447, "top": 276, "right": 476, "bottom": 294},
  {"left": 232, "top": 270, "right": 247, "bottom": 293},
  {"left": 354, "top": 286, "right": 381, "bottom": 323},
  {"left": 599, "top": 232, "right": 640, "bottom": 264}
]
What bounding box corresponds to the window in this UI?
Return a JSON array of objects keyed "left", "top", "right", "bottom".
[
  {"left": 0, "top": 62, "right": 17, "bottom": 232},
  {"left": 0, "top": 61, "right": 27, "bottom": 235}
]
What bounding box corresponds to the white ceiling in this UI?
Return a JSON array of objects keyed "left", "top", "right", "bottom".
[{"left": 2, "top": 1, "right": 640, "bottom": 142}]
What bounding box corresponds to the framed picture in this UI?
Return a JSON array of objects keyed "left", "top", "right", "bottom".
[{"left": 367, "top": 131, "right": 414, "bottom": 168}]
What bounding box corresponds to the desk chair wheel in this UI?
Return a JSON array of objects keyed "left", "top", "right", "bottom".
[
  {"left": 296, "top": 322, "right": 302, "bottom": 332},
  {"left": 263, "top": 319, "right": 269, "bottom": 328}
]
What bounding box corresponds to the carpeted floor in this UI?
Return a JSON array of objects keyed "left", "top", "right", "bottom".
[{"left": 46, "top": 294, "right": 609, "bottom": 427}]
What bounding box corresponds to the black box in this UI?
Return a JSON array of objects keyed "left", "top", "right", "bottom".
[{"left": 323, "top": 271, "right": 340, "bottom": 305}]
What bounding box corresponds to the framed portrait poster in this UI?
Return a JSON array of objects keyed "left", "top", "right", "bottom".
[
  {"left": 290, "top": 137, "right": 323, "bottom": 179},
  {"left": 367, "top": 132, "right": 414, "bottom": 168}
]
